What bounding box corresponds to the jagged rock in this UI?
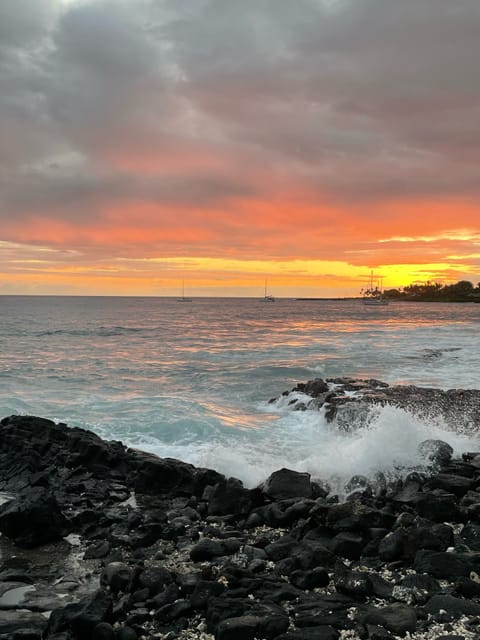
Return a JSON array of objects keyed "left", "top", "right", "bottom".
[
  {"left": 277, "top": 627, "right": 339, "bottom": 640},
  {"left": 46, "top": 589, "right": 113, "bottom": 638},
  {"left": 138, "top": 566, "right": 173, "bottom": 595},
  {"left": 395, "top": 573, "right": 441, "bottom": 604},
  {"left": 100, "top": 563, "right": 133, "bottom": 594},
  {"left": 215, "top": 609, "right": 289, "bottom": 640},
  {"left": 92, "top": 622, "right": 115, "bottom": 639},
  {"left": 454, "top": 575, "right": 480, "bottom": 597},
  {"left": 262, "top": 468, "right": 313, "bottom": 500},
  {"left": 379, "top": 523, "right": 453, "bottom": 561},
  {"left": 84, "top": 540, "right": 111, "bottom": 560},
  {"left": 458, "top": 523, "right": 480, "bottom": 551},
  {"left": 0, "top": 611, "right": 48, "bottom": 637},
  {"left": 414, "top": 550, "right": 480, "bottom": 579},
  {"left": 293, "top": 594, "right": 356, "bottom": 630},
  {"left": 131, "top": 451, "right": 222, "bottom": 497},
  {"left": 0, "top": 492, "right": 69, "bottom": 548},
  {"left": 418, "top": 440, "right": 454, "bottom": 465},
  {"left": 190, "top": 538, "right": 232, "bottom": 561},
  {"left": 426, "top": 472, "right": 474, "bottom": 496},
  {"left": 333, "top": 562, "right": 372, "bottom": 599},
  {"left": 115, "top": 627, "right": 138, "bottom": 640},
  {"left": 207, "top": 477, "right": 254, "bottom": 516},
  {"left": 414, "top": 490, "right": 461, "bottom": 522},
  {"left": 290, "top": 567, "right": 330, "bottom": 590},
  {"left": 362, "top": 603, "right": 417, "bottom": 636},
  {"left": 2, "top": 411, "right": 480, "bottom": 640},
  {"left": 331, "top": 531, "right": 364, "bottom": 559},
  {"left": 423, "top": 593, "right": 480, "bottom": 620},
  {"left": 277, "top": 379, "right": 480, "bottom": 432},
  {"left": 327, "top": 501, "right": 394, "bottom": 531}
]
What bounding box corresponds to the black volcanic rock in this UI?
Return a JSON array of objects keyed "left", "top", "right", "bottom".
[
  {"left": 0, "top": 491, "right": 69, "bottom": 548},
  {"left": 262, "top": 468, "right": 313, "bottom": 500},
  {"left": 273, "top": 378, "right": 480, "bottom": 432},
  {"left": 362, "top": 603, "right": 417, "bottom": 636},
  {"left": 414, "top": 550, "right": 480, "bottom": 578},
  {"left": 1, "top": 402, "right": 480, "bottom": 640},
  {"left": 207, "top": 477, "right": 254, "bottom": 516}
]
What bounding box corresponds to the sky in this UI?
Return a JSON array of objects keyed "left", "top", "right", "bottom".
[{"left": 1, "top": 0, "right": 480, "bottom": 297}]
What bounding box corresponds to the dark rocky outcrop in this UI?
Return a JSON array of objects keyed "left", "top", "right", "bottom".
[
  {"left": 1, "top": 391, "right": 480, "bottom": 640},
  {"left": 272, "top": 376, "right": 480, "bottom": 432}
]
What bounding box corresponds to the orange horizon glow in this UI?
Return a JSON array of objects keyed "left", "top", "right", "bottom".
[
  {"left": 2, "top": 1, "right": 480, "bottom": 296},
  {"left": 1, "top": 192, "right": 479, "bottom": 296}
]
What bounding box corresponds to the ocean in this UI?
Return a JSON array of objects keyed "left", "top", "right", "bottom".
[{"left": 1, "top": 296, "right": 479, "bottom": 493}]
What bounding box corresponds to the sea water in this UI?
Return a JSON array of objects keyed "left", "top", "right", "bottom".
[{"left": 0, "top": 296, "right": 479, "bottom": 491}]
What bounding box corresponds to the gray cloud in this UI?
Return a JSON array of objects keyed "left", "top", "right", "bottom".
[{"left": 1, "top": 0, "right": 480, "bottom": 248}]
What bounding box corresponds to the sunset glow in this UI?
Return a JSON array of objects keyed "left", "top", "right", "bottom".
[{"left": 1, "top": 0, "right": 479, "bottom": 296}]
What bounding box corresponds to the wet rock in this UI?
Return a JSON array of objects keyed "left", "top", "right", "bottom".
[
  {"left": 277, "top": 627, "right": 339, "bottom": 640},
  {"left": 414, "top": 550, "right": 480, "bottom": 579},
  {"left": 262, "top": 468, "right": 313, "bottom": 500},
  {"left": 293, "top": 594, "right": 356, "bottom": 630},
  {"left": 138, "top": 566, "right": 172, "bottom": 595},
  {"left": 327, "top": 501, "right": 394, "bottom": 531},
  {"left": 414, "top": 491, "right": 461, "bottom": 522},
  {"left": 216, "top": 609, "right": 289, "bottom": 640},
  {"left": 426, "top": 472, "right": 474, "bottom": 496},
  {"left": 365, "top": 573, "right": 393, "bottom": 601},
  {"left": 115, "top": 627, "right": 138, "bottom": 640},
  {"left": 131, "top": 451, "right": 222, "bottom": 497},
  {"left": 290, "top": 567, "right": 330, "bottom": 590},
  {"left": 46, "top": 589, "right": 113, "bottom": 638},
  {"left": 207, "top": 477, "right": 254, "bottom": 516},
  {"left": 396, "top": 573, "right": 441, "bottom": 604},
  {"left": 0, "top": 492, "right": 69, "bottom": 548},
  {"left": 331, "top": 531, "right": 364, "bottom": 560},
  {"left": 454, "top": 575, "right": 480, "bottom": 598},
  {"left": 100, "top": 563, "right": 133, "bottom": 594},
  {"left": 92, "top": 622, "right": 115, "bottom": 639},
  {"left": 303, "top": 378, "right": 330, "bottom": 396},
  {"left": 418, "top": 440, "right": 454, "bottom": 465},
  {"left": 423, "top": 594, "right": 480, "bottom": 620},
  {"left": 2, "top": 409, "right": 480, "bottom": 640},
  {"left": 333, "top": 562, "right": 372, "bottom": 599},
  {"left": 458, "top": 523, "right": 480, "bottom": 551},
  {"left": 84, "top": 540, "right": 111, "bottom": 560},
  {"left": 190, "top": 538, "right": 235, "bottom": 561},
  {"left": 379, "top": 522, "right": 453, "bottom": 562},
  {"left": 0, "top": 611, "right": 48, "bottom": 637},
  {"left": 363, "top": 603, "right": 417, "bottom": 636}
]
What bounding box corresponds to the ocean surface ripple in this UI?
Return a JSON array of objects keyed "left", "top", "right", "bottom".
[{"left": 1, "top": 295, "right": 479, "bottom": 490}]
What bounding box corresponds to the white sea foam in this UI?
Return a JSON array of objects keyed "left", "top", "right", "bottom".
[
  {"left": 131, "top": 403, "right": 480, "bottom": 492},
  {"left": 0, "top": 296, "right": 479, "bottom": 493}
]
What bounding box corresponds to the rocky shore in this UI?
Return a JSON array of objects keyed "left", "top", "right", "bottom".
[
  {"left": 272, "top": 376, "right": 480, "bottom": 431},
  {"left": 1, "top": 379, "right": 480, "bottom": 639}
]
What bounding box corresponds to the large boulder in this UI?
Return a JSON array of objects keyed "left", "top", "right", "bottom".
[
  {"left": 414, "top": 550, "right": 480, "bottom": 579},
  {"left": 363, "top": 603, "right": 417, "bottom": 636},
  {"left": 262, "top": 468, "right": 313, "bottom": 500},
  {"left": 130, "top": 450, "right": 223, "bottom": 497},
  {"left": 0, "top": 491, "right": 69, "bottom": 548},
  {"left": 207, "top": 477, "right": 254, "bottom": 516}
]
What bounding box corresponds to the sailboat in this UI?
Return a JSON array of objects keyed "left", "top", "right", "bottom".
[
  {"left": 261, "top": 279, "right": 275, "bottom": 302},
  {"left": 178, "top": 280, "right": 192, "bottom": 302},
  {"left": 361, "top": 271, "right": 388, "bottom": 306}
]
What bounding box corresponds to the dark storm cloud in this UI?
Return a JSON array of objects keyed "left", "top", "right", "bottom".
[
  {"left": 1, "top": 0, "right": 480, "bottom": 238},
  {"left": 165, "top": 0, "right": 480, "bottom": 199}
]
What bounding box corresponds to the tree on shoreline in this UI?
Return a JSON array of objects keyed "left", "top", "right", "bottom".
[{"left": 384, "top": 280, "right": 480, "bottom": 302}]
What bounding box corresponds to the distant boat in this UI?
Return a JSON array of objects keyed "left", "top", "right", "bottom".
[
  {"left": 261, "top": 279, "right": 275, "bottom": 302},
  {"left": 361, "top": 271, "right": 389, "bottom": 306},
  {"left": 178, "top": 280, "right": 192, "bottom": 302}
]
